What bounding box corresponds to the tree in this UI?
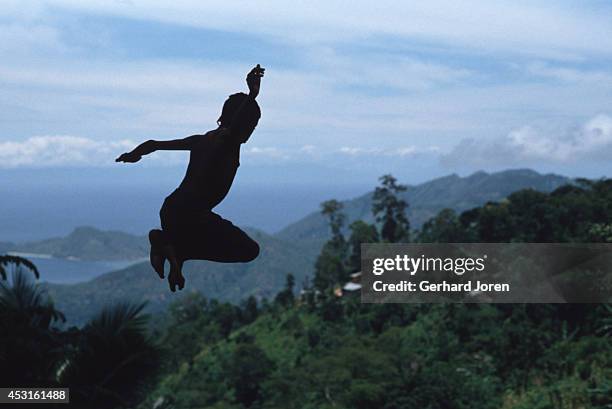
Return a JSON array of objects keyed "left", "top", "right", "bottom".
[
  {"left": 227, "top": 343, "right": 275, "bottom": 407},
  {"left": 300, "top": 275, "right": 316, "bottom": 310},
  {"left": 418, "top": 208, "right": 464, "bottom": 243},
  {"left": 587, "top": 223, "right": 612, "bottom": 243},
  {"left": 347, "top": 220, "right": 379, "bottom": 273},
  {"left": 506, "top": 189, "right": 553, "bottom": 242},
  {"left": 471, "top": 202, "right": 514, "bottom": 242},
  {"left": 211, "top": 302, "right": 240, "bottom": 338},
  {"left": 0, "top": 254, "right": 39, "bottom": 280},
  {"left": 1, "top": 263, "right": 159, "bottom": 408},
  {"left": 0, "top": 268, "right": 66, "bottom": 387},
  {"left": 275, "top": 273, "right": 296, "bottom": 308},
  {"left": 168, "top": 291, "right": 207, "bottom": 324},
  {"left": 372, "top": 174, "right": 410, "bottom": 243},
  {"left": 314, "top": 200, "right": 349, "bottom": 291},
  {"left": 322, "top": 199, "right": 346, "bottom": 246},
  {"left": 59, "top": 302, "right": 159, "bottom": 408},
  {"left": 240, "top": 296, "right": 259, "bottom": 324}
]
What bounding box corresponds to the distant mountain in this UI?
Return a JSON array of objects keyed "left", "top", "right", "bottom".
[
  {"left": 8, "top": 226, "right": 148, "bottom": 261},
  {"left": 45, "top": 228, "right": 318, "bottom": 325},
  {"left": 277, "top": 169, "right": 569, "bottom": 242}
]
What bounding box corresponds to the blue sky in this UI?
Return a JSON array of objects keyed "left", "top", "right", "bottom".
[{"left": 1, "top": 0, "right": 611, "bottom": 184}]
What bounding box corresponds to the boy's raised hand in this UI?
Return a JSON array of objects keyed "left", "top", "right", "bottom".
[{"left": 246, "top": 64, "right": 265, "bottom": 98}]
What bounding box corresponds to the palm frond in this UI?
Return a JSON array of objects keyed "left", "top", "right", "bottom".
[
  {"left": 59, "top": 301, "right": 158, "bottom": 407},
  {"left": 85, "top": 301, "right": 149, "bottom": 336},
  {"left": 0, "top": 255, "right": 39, "bottom": 280},
  {"left": 0, "top": 269, "right": 64, "bottom": 325}
]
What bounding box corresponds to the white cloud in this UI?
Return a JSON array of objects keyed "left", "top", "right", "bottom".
[
  {"left": 339, "top": 146, "right": 439, "bottom": 157},
  {"left": 0, "top": 135, "right": 135, "bottom": 167},
  {"left": 243, "top": 146, "right": 289, "bottom": 160},
  {"left": 441, "top": 114, "right": 612, "bottom": 167},
  {"left": 0, "top": 135, "right": 193, "bottom": 168},
  {"left": 0, "top": 135, "right": 441, "bottom": 168},
  {"left": 2, "top": 113, "right": 611, "bottom": 172}
]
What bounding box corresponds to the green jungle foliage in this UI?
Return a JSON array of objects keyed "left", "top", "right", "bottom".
[{"left": 137, "top": 177, "right": 611, "bottom": 409}]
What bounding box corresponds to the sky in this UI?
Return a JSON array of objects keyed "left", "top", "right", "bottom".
[{"left": 1, "top": 0, "right": 612, "bottom": 186}]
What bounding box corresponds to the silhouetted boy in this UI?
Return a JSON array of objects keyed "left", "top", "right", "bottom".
[{"left": 116, "top": 65, "right": 265, "bottom": 291}]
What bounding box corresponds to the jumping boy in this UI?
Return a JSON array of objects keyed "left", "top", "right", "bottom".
[{"left": 116, "top": 65, "right": 265, "bottom": 292}]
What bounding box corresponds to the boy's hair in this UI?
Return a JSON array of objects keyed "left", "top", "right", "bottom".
[{"left": 217, "top": 92, "right": 261, "bottom": 143}]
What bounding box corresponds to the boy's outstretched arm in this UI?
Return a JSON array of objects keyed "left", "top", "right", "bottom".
[{"left": 115, "top": 133, "right": 215, "bottom": 163}]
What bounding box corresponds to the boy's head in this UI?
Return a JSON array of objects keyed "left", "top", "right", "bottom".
[{"left": 217, "top": 92, "right": 261, "bottom": 143}]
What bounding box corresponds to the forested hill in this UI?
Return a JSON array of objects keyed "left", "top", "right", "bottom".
[
  {"left": 3, "top": 226, "right": 148, "bottom": 261},
  {"left": 277, "top": 169, "right": 568, "bottom": 242},
  {"left": 135, "top": 177, "right": 611, "bottom": 409}
]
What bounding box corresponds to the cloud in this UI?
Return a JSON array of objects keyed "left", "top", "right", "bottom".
[
  {"left": 0, "top": 136, "right": 321, "bottom": 168},
  {"left": 339, "top": 146, "right": 439, "bottom": 157},
  {"left": 0, "top": 135, "right": 191, "bottom": 168},
  {"left": 441, "top": 114, "right": 612, "bottom": 167},
  {"left": 0, "top": 135, "right": 441, "bottom": 168},
  {"left": 30, "top": 1, "right": 612, "bottom": 57},
  {"left": 0, "top": 135, "right": 135, "bottom": 168},
  {"left": 2, "top": 113, "right": 611, "bottom": 174},
  {"left": 243, "top": 146, "right": 290, "bottom": 160}
]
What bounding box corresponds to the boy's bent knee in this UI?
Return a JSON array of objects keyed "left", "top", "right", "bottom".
[{"left": 242, "top": 240, "right": 260, "bottom": 262}]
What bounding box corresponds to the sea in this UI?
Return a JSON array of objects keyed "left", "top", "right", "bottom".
[{"left": 5, "top": 253, "right": 145, "bottom": 285}]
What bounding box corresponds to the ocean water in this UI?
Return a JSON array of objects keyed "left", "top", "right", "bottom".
[{"left": 6, "top": 255, "right": 143, "bottom": 284}]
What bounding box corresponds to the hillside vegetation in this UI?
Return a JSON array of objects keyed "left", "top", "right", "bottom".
[
  {"left": 140, "top": 299, "right": 611, "bottom": 409},
  {"left": 136, "top": 176, "right": 611, "bottom": 409}
]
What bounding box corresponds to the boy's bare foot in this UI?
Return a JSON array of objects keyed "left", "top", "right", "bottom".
[
  {"left": 149, "top": 232, "right": 184, "bottom": 292},
  {"left": 168, "top": 261, "right": 185, "bottom": 292},
  {"left": 148, "top": 229, "right": 166, "bottom": 279}
]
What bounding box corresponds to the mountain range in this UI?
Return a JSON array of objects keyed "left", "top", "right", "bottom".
[{"left": 278, "top": 168, "right": 568, "bottom": 241}]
